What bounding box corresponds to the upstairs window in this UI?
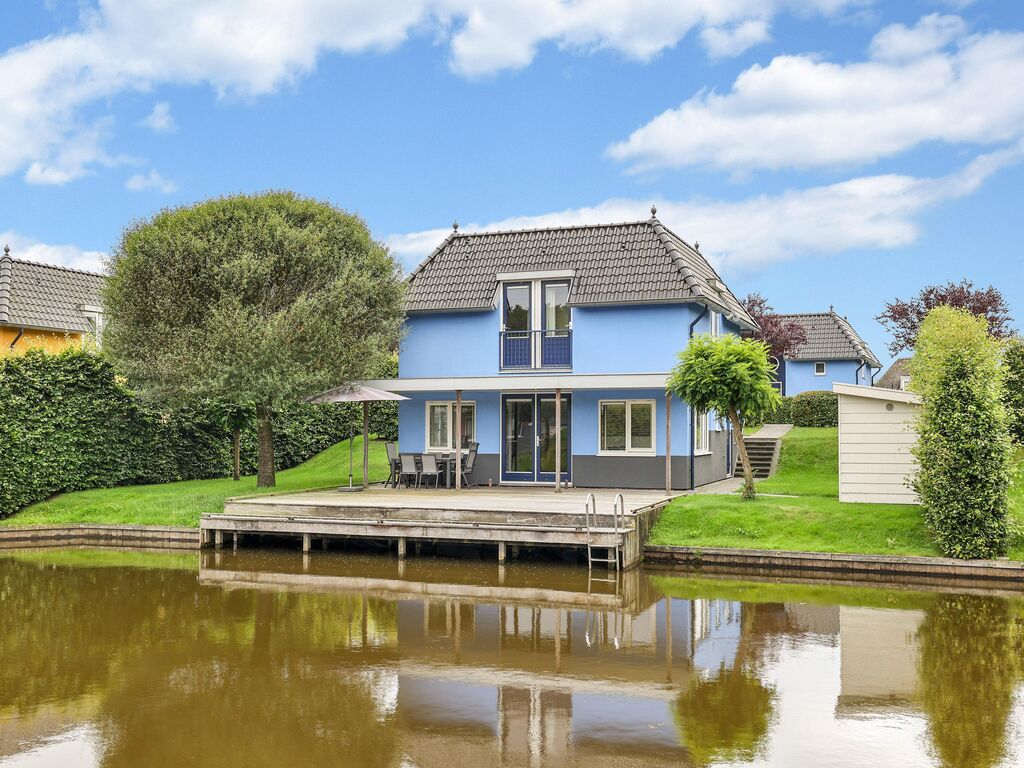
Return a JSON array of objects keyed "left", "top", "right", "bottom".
[
  {"left": 599, "top": 400, "right": 655, "bottom": 455},
  {"left": 814, "top": 362, "right": 827, "bottom": 376}
]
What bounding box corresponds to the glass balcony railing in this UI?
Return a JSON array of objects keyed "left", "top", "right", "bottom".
[{"left": 500, "top": 329, "right": 572, "bottom": 370}]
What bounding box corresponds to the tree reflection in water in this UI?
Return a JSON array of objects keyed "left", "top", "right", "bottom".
[{"left": 918, "top": 594, "right": 1024, "bottom": 768}]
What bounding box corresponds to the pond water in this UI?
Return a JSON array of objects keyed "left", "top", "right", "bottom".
[{"left": 1, "top": 549, "right": 1022, "bottom": 768}]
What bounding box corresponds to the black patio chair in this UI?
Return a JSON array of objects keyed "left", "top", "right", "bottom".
[{"left": 419, "top": 453, "right": 442, "bottom": 488}]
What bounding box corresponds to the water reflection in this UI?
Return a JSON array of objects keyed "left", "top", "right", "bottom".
[{"left": 0, "top": 549, "right": 1022, "bottom": 767}]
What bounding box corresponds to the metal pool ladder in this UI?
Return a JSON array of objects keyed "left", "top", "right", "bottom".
[{"left": 585, "top": 492, "right": 625, "bottom": 572}]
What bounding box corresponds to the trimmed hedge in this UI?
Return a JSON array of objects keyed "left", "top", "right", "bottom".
[
  {"left": 762, "top": 396, "right": 794, "bottom": 425},
  {"left": 791, "top": 391, "right": 839, "bottom": 427},
  {"left": 0, "top": 349, "right": 397, "bottom": 518},
  {"left": 1004, "top": 337, "right": 1024, "bottom": 444}
]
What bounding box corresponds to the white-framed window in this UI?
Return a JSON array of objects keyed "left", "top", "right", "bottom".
[
  {"left": 694, "top": 409, "right": 710, "bottom": 454},
  {"left": 425, "top": 401, "right": 476, "bottom": 451},
  {"left": 80, "top": 306, "right": 104, "bottom": 348},
  {"left": 710, "top": 310, "right": 721, "bottom": 338},
  {"left": 598, "top": 400, "right": 655, "bottom": 455},
  {"left": 899, "top": 375, "right": 911, "bottom": 391},
  {"left": 814, "top": 361, "right": 827, "bottom": 376}
]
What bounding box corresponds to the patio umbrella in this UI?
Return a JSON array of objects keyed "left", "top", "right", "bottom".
[{"left": 307, "top": 385, "right": 408, "bottom": 489}]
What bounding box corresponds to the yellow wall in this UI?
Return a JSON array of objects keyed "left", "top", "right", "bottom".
[{"left": 0, "top": 326, "right": 85, "bottom": 355}]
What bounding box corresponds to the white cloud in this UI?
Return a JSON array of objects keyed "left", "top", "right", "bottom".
[
  {"left": 141, "top": 101, "right": 176, "bottom": 133},
  {"left": 23, "top": 122, "right": 125, "bottom": 185},
  {"left": 388, "top": 143, "right": 1022, "bottom": 271},
  {"left": 608, "top": 14, "right": 1024, "bottom": 172},
  {"left": 1, "top": 231, "right": 106, "bottom": 273},
  {"left": 0, "top": 0, "right": 867, "bottom": 182},
  {"left": 124, "top": 169, "right": 177, "bottom": 193},
  {"left": 700, "top": 19, "right": 771, "bottom": 60}
]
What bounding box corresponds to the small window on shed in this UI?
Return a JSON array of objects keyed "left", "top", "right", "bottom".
[{"left": 814, "top": 362, "right": 827, "bottom": 376}]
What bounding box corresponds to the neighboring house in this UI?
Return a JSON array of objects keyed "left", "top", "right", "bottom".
[
  {"left": 834, "top": 383, "right": 920, "bottom": 504},
  {"left": 773, "top": 309, "right": 881, "bottom": 396},
  {"left": 0, "top": 245, "right": 105, "bottom": 355},
  {"left": 876, "top": 357, "right": 912, "bottom": 391},
  {"left": 362, "top": 214, "right": 758, "bottom": 490}
]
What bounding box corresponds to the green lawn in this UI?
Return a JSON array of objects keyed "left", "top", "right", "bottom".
[
  {"left": 1, "top": 437, "right": 390, "bottom": 529},
  {"left": 651, "top": 428, "right": 1024, "bottom": 560}
]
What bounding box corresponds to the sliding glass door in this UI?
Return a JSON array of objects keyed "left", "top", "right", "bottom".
[{"left": 501, "top": 394, "right": 571, "bottom": 483}]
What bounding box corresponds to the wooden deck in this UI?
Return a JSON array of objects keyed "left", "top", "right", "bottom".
[{"left": 202, "top": 486, "right": 675, "bottom": 568}]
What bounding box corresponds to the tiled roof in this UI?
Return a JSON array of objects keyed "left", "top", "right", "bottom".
[
  {"left": 876, "top": 357, "right": 911, "bottom": 389},
  {"left": 0, "top": 250, "right": 105, "bottom": 333},
  {"left": 404, "top": 217, "right": 757, "bottom": 329},
  {"left": 776, "top": 310, "right": 881, "bottom": 368}
]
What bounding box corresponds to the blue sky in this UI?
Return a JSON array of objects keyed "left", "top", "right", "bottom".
[{"left": 1, "top": 1, "right": 1022, "bottom": 367}]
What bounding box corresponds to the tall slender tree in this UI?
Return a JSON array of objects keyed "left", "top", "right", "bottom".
[{"left": 103, "top": 192, "right": 405, "bottom": 487}]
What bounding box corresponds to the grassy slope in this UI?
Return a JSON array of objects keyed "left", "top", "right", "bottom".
[
  {"left": 651, "top": 428, "right": 1024, "bottom": 560},
  {"left": 2, "top": 437, "right": 389, "bottom": 529}
]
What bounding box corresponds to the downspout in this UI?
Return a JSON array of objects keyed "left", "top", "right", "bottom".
[
  {"left": 870, "top": 364, "right": 879, "bottom": 386},
  {"left": 855, "top": 360, "right": 866, "bottom": 386},
  {"left": 688, "top": 304, "right": 709, "bottom": 490},
  {"left": 9, "top": 327, "right": 24, "bottom": 350}
]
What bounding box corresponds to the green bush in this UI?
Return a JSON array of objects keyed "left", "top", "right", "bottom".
[
  {"left": 791, "top": 391, "right": 838, "bottom": 427},
  {"left": 763, "top": 396, "right": 794, "bottom": 424},
  {"left": 910, "top": 307, "right": 1012, "bottom": 559},
  {"left": 1004, "top": 337, "right": 1024, "bottom": 444},
  {"left": 0, "top": 349, "right": 397, "bottom": 518}
]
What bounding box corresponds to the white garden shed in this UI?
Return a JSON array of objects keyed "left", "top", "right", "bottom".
[{"left": 833, "top": 383, "right": 921, "bottom": 504}]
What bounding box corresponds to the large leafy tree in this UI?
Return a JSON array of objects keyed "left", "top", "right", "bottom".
[
  {"left": 876, "top": 280, "right": 1013, "bottom": 356},
  {"left": 1003, "top": 337, "right": 1024, "bottom": 445},
  {"left": 740, "top": 292, "right": 807, "bottom": 362},
  {"left": 668, "top": 334, "right": 781, "bottom": 499},
  {"left": 103, "top": 192, "right": 405, "bottom": 487}
]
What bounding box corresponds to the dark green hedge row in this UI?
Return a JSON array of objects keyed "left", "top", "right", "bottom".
[
  {"left": 762, "top": 396, "right": 794, "bottom": 425},
  {"left": 0, "top": 350, "right": 397, "bottom": 518},
  {"left": 791, "top": 391, "right": 839, "bottom": 427},
  {"left": 1004, "top": 338, "right": 1024, "bottom": 445}
]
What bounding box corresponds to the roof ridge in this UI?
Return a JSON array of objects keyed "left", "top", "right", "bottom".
[
  {"left": 8, "top": 255, "right": 105, "bottom": 278},
  {"left": 0, "top": 255, "right": 12, "bottom": 324},
  {"left": 405, "top": 231, "right": 458, "bottom": 285},
  {"left": 774, "top": 311, "right": 833, "bottom": 318},
  {"left": 648, "top": 217, "right": 706, "bottom": 300},
  {"left": 830, "top": 309, "right": 880, "bottom": 366},
  {"left": 449, "top": 218, "right": 652, "bottom": 239}
]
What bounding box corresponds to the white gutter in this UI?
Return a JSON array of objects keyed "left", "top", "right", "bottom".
[{"left": 359, "top": 372, "right": 670, "bottom": 392}]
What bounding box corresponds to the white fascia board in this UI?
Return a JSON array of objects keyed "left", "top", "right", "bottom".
[
  {"left": 360, "top": 373, "right": 669, "bottom": 392},
  {"left": 833, "top": 382, "right": 921, "bottom": 404},
  {"left": 495, "top": 269, "right": 575, "bottom": 282}
]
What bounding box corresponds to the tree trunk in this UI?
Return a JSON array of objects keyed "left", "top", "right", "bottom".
[
  {"left": 255, "top": 403, "right": 276, "bottom": 488},
  {"left": 232, "top": 427, "right": 241, "bottom": 481},
  {"left": 728, "top": 406, "right": 756, "bottom": 500}
]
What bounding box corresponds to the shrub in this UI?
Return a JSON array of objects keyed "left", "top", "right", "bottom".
[
  {"left": 1003, "top": 337, "right": 1024, "bottom": 444},
  {"left": 0, "top": 349, "right": 397, "bottom": 518},
  {"left": 910, "top": 307, "right": 1012, "bottom": 559},
  {"left": 791, "top": 391, "right": 838, "bottom": 427},
  {"left": 763, "top": 396, "right": 794, "bottom": 425}
]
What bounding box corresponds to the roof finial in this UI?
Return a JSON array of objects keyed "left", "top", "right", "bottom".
[
  {"left": 2, "top": 244, "right": 9, "bottom": 257},
  {"left": 650, "top": 204, "right": 657, "bottom": 218},
  {"left": 694, "top": 241, "right": 700, "bottom": 251},
  {"left": 452, "top": 220, "right": 459, "bottom": 232},
  {"left": 829, "top": 304, "right": 834, "bottom": 313}
]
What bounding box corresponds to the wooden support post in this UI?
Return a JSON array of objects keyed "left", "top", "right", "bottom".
[
  {"left": 554, "top": 387, "right": 562, "bottom": 493},
  {"left": 302, "top": 533, "right": 311, "bottom": 553},
  {"left": 214, "top": 530, "right": 223, "bottom": 550},
  {"left": 454, "top": 389, "right": 463, "bottom": 490},
  {"left": 498, "top": 541, "right": 507, "bottom": 562},
  {"left": 665, "top": 391, "right": 672, "bottom": 493},
  {"left": 362, "top": 402, "right": 370, "bottom": 489},
  {"left": 232, "top": 531, "right": 239, "bottom": 550},
  {"left": 397, "top": 537, "right": 407, "bottom": 559},
  {"left": 321, "top": 538, "right": 329, "bottom": 551}
]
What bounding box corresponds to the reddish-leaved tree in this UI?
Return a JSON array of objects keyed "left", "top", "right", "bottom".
[
  {"left": 740, "top": 293, "right": 808, "bottom": 363},
  {"left": 876, "top": 280, "right": 1013, "bottom": 355}
]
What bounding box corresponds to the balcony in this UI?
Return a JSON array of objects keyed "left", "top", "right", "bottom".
[{"left": 500, "top": 329, "right": 572, "bottom": 370}]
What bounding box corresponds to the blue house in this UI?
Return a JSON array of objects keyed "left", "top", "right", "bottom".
[
  {"left": 773, "top": 310, "right": 881, "bottom": 396},
  {"left": 363, "top": 213, "right": 758, "bottom": 490}
]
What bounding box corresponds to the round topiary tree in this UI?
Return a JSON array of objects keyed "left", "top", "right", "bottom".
[
  {"left": 103, "top": 192, "right": 406, "bottom": 487},
  {"left": 909, "top": 306, "right": 1012, "bottom": 558},
  {"left": 668, "top": 334, "right": 782, "bottom": 499}
]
